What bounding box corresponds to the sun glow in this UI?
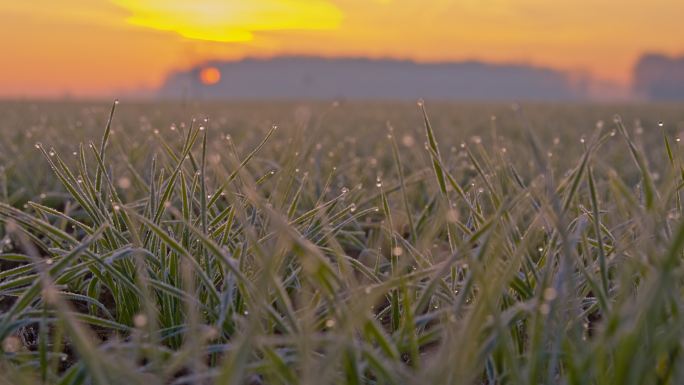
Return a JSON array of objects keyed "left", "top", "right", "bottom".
[{"left": 111, "top": 0, "right": 343, "bottom": 42}]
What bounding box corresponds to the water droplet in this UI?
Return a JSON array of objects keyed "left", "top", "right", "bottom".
[
  {"left": 417, "top": 99, "right": 425, "bottom": 107},
  {"left": 341, "top": 187, "right": 349, "bottom": 195},
  {"left": 49, "top": 150, "right": 55, "bottom": 157},
  {"left": 580, "top": 136, "right": 585, "bottom": 144},
  {"left": 113, "top": 204, "right": 121, "bottom": 211},
  {"left": 45, "top": 258, "right": 54, "bottom": 265},
  {"left": 658, "top": 122, "right": 664, "bottom": 127},
  {"left": 392, "top": 246, "right": 403, "bottom": 257},
  {"left": 114, "top": 99, "right": 120, "bottom": 105},
  {"left": 153, "top": 129, "right": 159, "bottom": 135},
  {"left": 133, "top": 314, "right": 148, "bottom": 328},
  {"left": 272, "top": 124, "right": 279, "bottom": 130},
  {"left": 325, "top": 319, "right": 336, "bottom": 328},
  {"left": 677, "top": 138, "right": 681, "bottom": 143},
  {"left": 199, "top": 126, "right": 205, "bottom": 131},
  {"left": 349, "top": 203, "right": 357, "bottom": 213},
  {"left": 375, "top": 176, "right": 382, "bottom": 188},
  {"left": 402, "top": 134, "right": 415, "bottom": 147},
  {"left": 2, "top": 336, "right": 21, "bottom": 353},
  {"left": 543, "top": 287, "right": 558, "bottom": 301}
]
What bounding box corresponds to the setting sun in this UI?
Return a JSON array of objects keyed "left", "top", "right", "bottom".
[{"left": 199, "top": 66, "right": 221, "bottom": 85}]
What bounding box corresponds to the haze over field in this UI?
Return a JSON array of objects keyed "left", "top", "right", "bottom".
[{"left": 1, "top": 1, "right": 683, "bottom": 100}]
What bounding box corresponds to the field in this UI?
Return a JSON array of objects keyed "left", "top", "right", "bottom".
[{"left": 2, "top": 100, "right": 684, "bottom": 384}]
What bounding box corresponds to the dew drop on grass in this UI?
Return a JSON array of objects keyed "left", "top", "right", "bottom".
[
  {"left": 349, "top": 203, "right": 357, "bottom": 213},
  {"left": 658, "top": 122, "right": 664, "bottom": 127},
  {"left": 2, "top": 336, "right": 21, "bottom": 353},
  {"left": 45, "top": 258, "right": 54, "bottom": 265},
  {"left": 325, "top": 319, "right": 336, "bottom": 328},
  {"left": 114, "top": 99, "right": 119, "bottom": 105},
  {"left": 392, "top": 246, "right": 403, "bottom": 257},
  {"left": 133, "top": 314, "right": 148, "bottom": 328},
  {"left": 402, "top": 134, "right": 415, "bottom": 147},
  {"left": 49, "top": 150, "right": 55, "bottom": 157},
  {"left": 543, "top": 288, "right": 558, "bottom": 301}
]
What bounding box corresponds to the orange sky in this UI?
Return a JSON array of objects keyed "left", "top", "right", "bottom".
[{"left": 1, "top": 0, "right": 682, "bottom": 98}]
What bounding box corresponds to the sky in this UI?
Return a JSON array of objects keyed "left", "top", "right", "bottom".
[{"left": 1, "top": 0, "right": 682, "bottom": 98}]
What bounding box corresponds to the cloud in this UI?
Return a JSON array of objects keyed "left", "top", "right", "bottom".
[{"left": 111, "top": 0, "right": 343, "bottom": 42}]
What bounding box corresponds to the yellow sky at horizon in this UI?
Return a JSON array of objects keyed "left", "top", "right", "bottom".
[{"left": 1, "top": 0, "right": 682, "bottom": 97}]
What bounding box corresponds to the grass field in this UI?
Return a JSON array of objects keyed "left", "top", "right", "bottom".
[{"left": 2, "top": 100, "right": 684, "bottom": 384}]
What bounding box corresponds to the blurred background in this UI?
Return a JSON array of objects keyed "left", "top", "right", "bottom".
[{"left": 1, "top": 0, "right": 682, "bottom": 101}]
